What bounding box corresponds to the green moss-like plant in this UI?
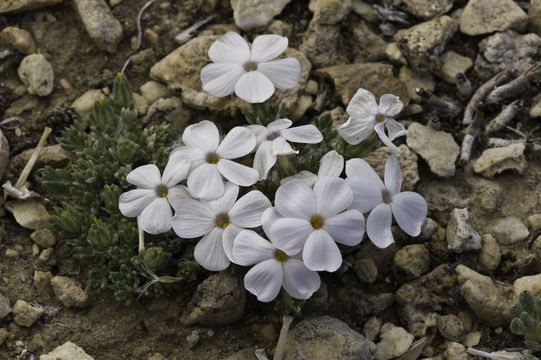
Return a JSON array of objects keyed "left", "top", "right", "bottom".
[
  {"left": 39, "top": 74, "right": 189, "bottom": 299},
  {"left": 510, "top": 290, "right": 541, "bottom": 343}
]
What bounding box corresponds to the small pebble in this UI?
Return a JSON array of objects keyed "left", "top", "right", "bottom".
[
  {"left": 5, "top": 248, "right": 18, "bottom": 258},
  {"left": 186, "top": 330, "right": 200, "bottom": 348}
]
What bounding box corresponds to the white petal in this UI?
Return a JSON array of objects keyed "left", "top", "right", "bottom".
[
  {"left": 313, "top": 177, "right": 353, "bottom": 218},
  {"left": 318, "top": 150, "right": 344, "bottom": 178},
  {"left": 229, "top": 190, "right": 271, "bottom": 228},
  {"left": 338, "top": 116, "right": 376, "bottom": 145},
  {"left": 167, "top": 185, "right": 192, "bottom": 209},
  {"left": 204, "top": 182, "right": 239, "bottom": 215},
  {"left": 280, "top": 171, "right": 318, "bottom": 187},
  {"left": 378, "top": 94, "right": 403, "bottom": 117},
  {"left": 208, "top": 32, "right": 250, "bottom": 64},
  {"left": 366, "top": 203, "right": 394, "bottom": 248},
  {"left": 257, "top": 58, "right": 300, "bottom": 89},
  {"left": 262, "top": 207, "right": 281, "bottom": 239},
  {"left": 385, "top": 119, "right": 407, "bottom": 141},
  {"left": 346, "top": 88, "right": 378, "bottom": 116},
  {"left": 201, "top": 63, "right": 245, "bottom": 97},
  {"left": 247, "top": 124, "right": 269, "bottom": 144},
  {"left": 272, "top": 137, "right": 297, "bottom": 155},
  {"left": 324, "top": 209, "right": 365, "bottom": 246},
  {"left": 126, "top": 164, "right": 161, "bottom": 188},
  {"left": 234, "top": 71, "right": 275, "bottom": 103},
  {"left": 162, "top": 151, "right": 190, "bottom": 187},
  {"left": 384, "top": 155, "right": 402, "bottom": 196},
  {"left": 194, "top": 227, "right": 229, "bottom": 271},
  {"left": 170, "top": 146, "right": 205, "bottom": 167},
  {"left": 253, "top": 141, "right": 277, "bottom": 180},
  {"left": 346, "top": 176, "right": 384, "bottom": 213},
  {"left": 187, "top": 163, "right": 225, "bottom": 200},
  {"left": 182, "top": 120, "right": 219, "bottom": 154},
  {"left": 302, "top": 230, "right": 342, "bottom": 272},
  {"left": 217, "top": 159, "right": 259, "bottom": 186},
  {"left": 280, "top": 125, "right": 323, "bottom": 144},
  {"left": 250, "top": 34, "right": 288, "bottom": 63},
  {"left": 243, "top": 259, "right": 283, "bottom": 302},
  {"left": 222, "top": 224, "right": 241, "bottom": 263},
  {"left": 217, "top": 126, "right": 256, "bottom": 159},
  {"left": 374, "top": 122, "right": 401, "bottom": 156},
  {"left": 282, "top": 259, "right": 321, "bottom": 299},
  {"left": 138, "top": 198, "right": 172, "bottom": 235},
  {"left": 267, "top": 118, "right": 293, "bottom": 133},
  {"left": 270, "top": 218, "right": 312, "bottom": 255},
  {"left": 275, "top": 179, "right": 316, "bottom": 219},
  {"left": 345, "top": 158, "right": 383, "bottom": 185},
  {"left": 391, "top": 192, "right": 427, "bottom": 237},
  {"left": 232, "top": 230, "right": 275, "bottom": 266},
  {"left": 119, "top": 189, "right": 156, "bottom": 217},
  {"left": 171, "top": 199, "right": 216, "bottom": 238}
]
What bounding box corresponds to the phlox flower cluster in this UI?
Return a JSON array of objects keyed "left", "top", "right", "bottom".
[{"left": 117, "top": 32, "right": 428, "bottom": 303}]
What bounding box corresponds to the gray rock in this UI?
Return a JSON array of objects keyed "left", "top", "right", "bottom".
[
  {"left": 5, "top": 200, "right": 51, "bottom": 230},
  {"left": 151, "top": 35, "right": 310, "bottom": 115},
  {"left": 385, "top": 42, "right": 407, "bottom": 65},
  {"left": 531, "top": 0, "right": 541, "bottom": 36},
  {"left": 419, "top": 218, "right": 438, "bottom": 241},
  {"left": 363, "top": 317, "right": 381, "bottom": 341},
  {"left": 488, "top": 217, "right": 529, "bottom": 245},
  {"left": 446, "top": 208, "right": 481, "bottom": 253},
  {"left": 0, "top": 328, "right": 7, "bottom": 346},
  {"left": 40, "top": 341, "right": 94, "bottom": 360},
  {"left": 478, "top": 234, "right": 501, "bottom": 272},
  {"left": 459, "top": 0, "right": 528, "bottom": 36},
  {"left": 472, "top": 143, "right": 527, "bottom": 178},
  {"left": 34, "top": 271, "right": 53, "bottom": 292},
  {"left": 0, "top": 129, "right": 9, "bottom": 181},
  {"left": 392, "top": 0, "right": 454, "bottom": 19},
  {"left": 363, "top": 145, "right": 419, "bottom": 191},
  {"left": 72, "top": 0, "right": 123, "bottom": 53},
  {"left": 39, "top": 247, "right": 56, "bottom": 266},
  {"left": 467, "top": 176, "right": 502, "bottom": 211},
  {"left": 0, "top": 27, "right": 36, "bottom": 54},
  {"left": 181, "top": 273, "right": 246, "bottom": 326},
  {"left": 438, "top": 51, "right": 473, "bottom": 84},
  {"left": 530, "top": 92, "right": 541, "bottom": 118},
  {"left": 406, "top": 123, "right": 459, "bottom": 177},
  {"left": 0, "top": 293, "right": 12, "bottom": 320},
  {"left": 139, "top": 81, "right": 171, "bottom": 104},
  {"left": 300, "top": 20, "right": 343, "bottom": 68},
  {"left": 13, "top": 300, "right": 43, "bottom": 327},
  {"left": 437, "top": 315, "right": 464, "bottom": 341},
  {"left": 267, "top": 20, "right": 293, "bottom": 38},
  {"left": 528, "top": 214, "right": 541, "bottom": 231},
  {"left": 231, "top": 0, "right": 291, "bottom": 30},
  {"left": 474, "top": 31, "right": 541, "bottom": 80},
  {"left": 284, "top": 316, "right": 375, "bottom": 360},
  {"left": 399, "top": 66, "right": 435, "bottom": 102},
  {"left": 463, "top": 331, "right": 482, "bottom": 347},
  {"left": 316, "top": 62, "right": 409, "bottom": 107},
  {"left": 352, "top": 0, "right": 378, "bottom": 22},
  {"left": 374, "top": 323, "right": 414, "bottom": 360},
  {"left": 309, "top": 0, "right": 351, "bottom": 25},
  {"left": 50, "top": 276, "right": 88, "bottom": 308},
  {"left": 354, "top": 257, "right": 378, "bottom": 284},
  {"left": 394, "top": 244, "right": 430, "bottom": 280},
  {"left": 351, "top": 21, "right": 387, "bottom": 63},
  {"left": 456, "top": 265, "right": 513, "bottom": 326},
  {"left": 71, "top": 89, "right": 104, "bottom": 126},
  {"left": 17, "top": 54, "right": 54, "bottom": 96},
  {"left": 513, "top": 273, "right": 541, "bottom": 298},
  {"left": 0, "top": 0, "right": 62, "bottom": 14},
  {"left": 445, "top": 342, "right": 469, "bottom": 360},
  {"left": 394, "top": 16, "right": 457, "bottom": 72},
  {"left": 418, "top": 179, "right": 469, "bottom": 212},
  {"left": 31, "top": 228, "right": 57, "bottom": 248}
]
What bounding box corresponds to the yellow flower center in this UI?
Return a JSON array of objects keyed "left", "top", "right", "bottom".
[
  {"left": 244, "top": 61, "right": 258, "bottom": 72},
  {"left": 206, "top": 152, "right": 220, "bottom": 164},
  {"left": 376, "top": 114, "right": 385, "bottom": 123},
  {"left": 310, "top": 215, "right": 324, "bottom": 229},
  {"left": 274, "top": 249, "right": 288, "bottom": 262},
  {"left": 155, "top": 184, "right": 168, "bottom": 198},
  {"left": 382, "top": 189, "right": 392, "bottom": 204},
  {"left": 216, "top": 214, "right": 230, "bottom": 229}
]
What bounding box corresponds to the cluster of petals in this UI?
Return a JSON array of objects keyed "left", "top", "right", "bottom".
[
  {"left": 248, "top": 119, "right": 323, "bottom": 180},
  {"left": 339, "top": 88, "right": 406, "bottom": 156},
  {"left": 346, "top": 156, "right": 427, "bottom": 248},
  {"left": 201, "top": 32, "right": 301, "bottom": 103},
  {"left": 281, "top": 150, "right": 344, "bottom": 186}
]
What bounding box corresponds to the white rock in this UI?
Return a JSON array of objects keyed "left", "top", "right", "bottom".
[
  {"left": 71, "top": 89, "right": 104, "bottom": 126},
  {"left": 488, "top": 217, "right": 529, "bottom": 245},
  {"left": 447, "top": 208, "right": 481, "bottom": 253},
  {"left": 231, "top": 0, "right": 292, "bottom": 30},
  {"left": 374, "top": 323, "right": 414, "bottom": 360},
  {"left": 17, "top": 54, "right": 54, "bottom": 96},
  {"left": 40, "top": 341, "right": 94, "bottom": 360},
  {"left": 439, "top": 50, "right": 473, "bottom": 83},
  {"left": 472, "top": 143, "right": 527, "bottom": 178},
  {"left": 5, "top": 200, "right": 51, "bottom": 230},
  {"left": 139, "top": 81, "right": 171, "bottom": 104},
  {"left": 460, "top": 0, "right": 528, "bottom": 36}
]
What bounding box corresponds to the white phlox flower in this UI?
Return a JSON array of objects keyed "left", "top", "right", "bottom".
[
  {"left": 118, "top": 151, "right": 191, "bottom": 234},
  {"left": 281, "top": 150, "right": 344, "bottom": 186},
  {"left": 248, "top": 118, "right": 323, "bottom": 180},
  {"left": 338, "top": 88, "right": 406, "bottom": 156},
  {"left": 172, "top": 182, "right": 271, "bottom": 271},
  {"left": 201, "top": 32, "right": 301, "bottom": 103},
  {"left": 269, "top": 177, "right": 365, "bottom": 272},
  {"left": 346, "top": 156, "right": 427, "bottom": 248},
  {"left": 174, "top": 120, "right": 259, "bottom": 200},
  {"left": 232, "top": 225, "right": 321, "bottom": 303}
]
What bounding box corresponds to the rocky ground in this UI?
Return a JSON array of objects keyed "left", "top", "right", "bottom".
[{"left": 0, "top": 0, "right": 541, "bottom": 359}]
